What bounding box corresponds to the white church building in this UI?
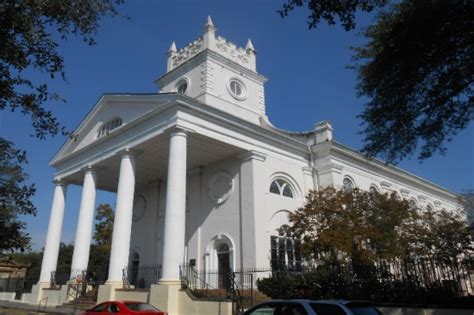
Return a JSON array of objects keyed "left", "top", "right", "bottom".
[{"left": 23, "top": 17, "right": 460, "bottom": 313}]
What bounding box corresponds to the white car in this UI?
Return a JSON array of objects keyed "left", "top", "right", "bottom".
[{"left": 244, "top": 299, "right": 382, "bottom": 315}]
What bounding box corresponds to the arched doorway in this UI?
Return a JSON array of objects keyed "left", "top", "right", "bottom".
[
  {"left": 130, "top": 252, "right": 140, "bottom": 287},
  {"left": 204, "top": 234, "right": 235, "bottom": 289},
  {"left": 217, "top": 244, "right": 230, "bottom": 289}
]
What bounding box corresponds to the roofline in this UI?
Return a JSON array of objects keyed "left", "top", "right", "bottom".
[
  {"left": 330, "top": 140, "right": 459, "bottom": 198},
  {"left": 50, "top": 93, "right": 312, "bottom": 169},
  {"left": 50, "top": 93, "right": 177, "bottom": 164}
]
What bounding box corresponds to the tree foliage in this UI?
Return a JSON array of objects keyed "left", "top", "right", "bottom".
[
  {"left": 461, "top": 189, "right": 474, "bottom": 224},
  {"left": 94, "top": 203, "right": 114, "bottom": 249},
  {"left": 0, "top": 0, "right": 124, "bottom": 138},
  {"left": 288, "top": 187, "right": 471, "bottom": 264},
  {"left": 90, "top": 203, "right": 114, "bottom": 280},
  {"left": 0, "top": 138, "right": 36, "bottom": 253},
  {"left": 0, "top": 0, "right": 123, "bottom": 252},
  {"left": 279, "top": 0, "right": 388, "bottom": 31},
  {"left": 279, "top": 0, "right": 474, "bottom": 162},
  {"left": 355, "top": 1, "right": 474, "bottom": 162}
]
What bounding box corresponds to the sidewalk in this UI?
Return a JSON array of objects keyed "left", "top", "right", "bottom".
[{"left": 0, "top": 300, "right": 81, "bottom": 315}]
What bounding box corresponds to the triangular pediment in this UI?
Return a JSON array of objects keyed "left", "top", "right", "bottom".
[{"left": 50, "top": 93, "right": 176, "bottom": 165}]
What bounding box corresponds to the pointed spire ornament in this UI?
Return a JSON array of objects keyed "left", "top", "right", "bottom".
[
  {"left": 246, "top": 38, "right": 255, "bottom": 52},
  {"left": 204, "top": 15, "right": 216, "bottom": 33},
  {"left": 168, "top": 41, "right": 177, "bottom": 53},
  {"left": 206, "top": 16, "right": 215, "bottom": 28}
]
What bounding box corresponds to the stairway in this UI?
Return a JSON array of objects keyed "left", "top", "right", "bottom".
[
  {"left": 61, "top": 291, "right": 97, "bottom": 311},
  {"left": 238, "top": 289, "right": 271, "bottom": 309},
  {"left": 188, "top": 288, "right": 270, "bottom": 309}
]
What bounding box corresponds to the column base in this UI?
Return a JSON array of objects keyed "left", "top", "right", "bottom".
[
  {"left": 97, "top": 282, "right": 123, "bottom": 303},
  {"left": 149, "top": 283, "right": 233, "bottom": 315},
  {"left": 150, "top": 282, "right": 181, "bottom": 315},
  {"left": 21, "top": 282, "right": 50, "bottom": 305},
  {"left": 157, "top": 279, "right": 182, "bottom": 285}
]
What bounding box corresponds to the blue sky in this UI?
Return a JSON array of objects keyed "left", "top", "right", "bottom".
[{"left": 2, "top": 0, "right": 473, "bottom": 251}]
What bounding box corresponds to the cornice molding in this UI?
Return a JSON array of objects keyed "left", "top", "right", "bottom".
[
  {"left": 237, "top": 150, "right": 267, "bottom": 162},
  {"left": 155, "top": 49, "right": 267, "bottom": 88}
]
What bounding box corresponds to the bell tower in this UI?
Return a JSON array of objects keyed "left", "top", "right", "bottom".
[{"left": 155, "top": 17, "right": 268, "bottom": 124}]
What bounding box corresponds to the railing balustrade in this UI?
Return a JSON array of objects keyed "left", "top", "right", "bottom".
[{"left": 122, "top": 264, "right": 162, "bottom": 289}]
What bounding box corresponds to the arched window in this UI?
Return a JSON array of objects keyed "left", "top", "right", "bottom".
[
  {"left": 97, "top": 117, "right": 122, "bottom": 138},
  {"left": 409, "top": 199, "right": 418, "bottom": 210},
  {"left": 271, "top": 224, "right": 301, "bottom": 271},
  {"left": 343, "top": 177, "right": 354, "bottom": 193},
  {"left": 426, "top": 204, "right": 433, "bottom": 212},
  {"left": 269, "top": 179, "right": 294, "bottom": 198},
  {"left": 176, "top": 79, "right": 188, "bottom": 94},
  {"left": 369, "top": 185, "right": 379, "bottom": 194}
]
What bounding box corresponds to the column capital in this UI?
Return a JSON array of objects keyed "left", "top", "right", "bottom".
[
  {"left": 116, "top": 148, "right": 141, "bottom": 159},
  {"left": 52, "top": 179, "right": 68, "bottom": 187},
  {"left": 81, "top": 164, "right": 97, "bottom": 174},
  {"left": 237, "top": 150, "right": 266, "bottom": 162},
  {"left": 166, "top": 125, "right": 194, "bottom": 137}
]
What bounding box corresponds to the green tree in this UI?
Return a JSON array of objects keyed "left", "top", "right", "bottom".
[
  {"left": 0, "top": 0, "right": 123, "bottom": 251},
  {"left": 0, "top": 0, "right": 124, "bottom": 139},
  {"left": 0, "top": 139, "right": 36, "bottom": 253},
  {"left": 89, "top": 204, "right": 114, "bottom": 280},
  {"left": 279, "top": 0, "right": 473, "bottom": 162},
  {"left": 461, "top": 189, "right": 474, "bottom": 224},
  {"left": 56, "top": 243, "right": 74, "bottom": 275},
  {"left": 279, "top": 0, "right": 388, "bottom": 31},
  {"left": 288, "top": 187, "right": 470, "bottom": 264},
  {"left": 93, "top": 204, "right": 114, "bottom": 248},
  {"left": 288, "top": 187, "right": 420, "bottom": 264},
  {"left": 420, "top": 208, "right": 472, "bottom": 261}
]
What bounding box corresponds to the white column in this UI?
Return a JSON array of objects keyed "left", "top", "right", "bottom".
[
  {"left": 70, "top": 166, "right": 97, "bottom": 275},
  {"left": 160, "top": 129, "right": 187, "bottom": 282},
  {"left": 107, "top": 151, "right": 136, "bottom": 283},
  {"left": 39, "top": 180, "right": 67, "bottom": 283}
]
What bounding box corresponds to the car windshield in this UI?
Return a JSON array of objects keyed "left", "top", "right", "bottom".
[{"left": 124, "top": 302, "right": 159, "bottom": 311}]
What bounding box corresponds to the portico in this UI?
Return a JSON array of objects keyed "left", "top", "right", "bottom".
[{"left": 39, "top": 101, "right": 249, "bottom": 289}]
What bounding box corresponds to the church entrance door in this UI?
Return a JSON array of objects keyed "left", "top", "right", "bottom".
[{"left": 217, "top": 244, "right": 230, "bottom": 290}]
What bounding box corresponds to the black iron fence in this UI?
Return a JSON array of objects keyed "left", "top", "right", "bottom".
[
  {"left": 0, "top": 276, "right": 24, "bottom": 293},
  {"left": 179, "top": 265, "right": 274, "bottom": 312},
  {"left": 258, "top": 257, "right": 474, "bottom": 305},
  {"left": 0, "top": 274, "right": 39, "bottom": 299},
  {"left": 50, "top": 271, "right": 70, "bottom": 288},
  {"left": 122, "top": 264, "right": 162, "bottom": 289}
]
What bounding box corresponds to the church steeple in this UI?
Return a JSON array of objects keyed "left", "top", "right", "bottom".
[{"left": 157, "top": 17, "right": 267, "bottom": 125}]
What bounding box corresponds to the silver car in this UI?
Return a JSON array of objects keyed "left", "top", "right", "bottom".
[{"left": 243, "top": 299, "right": 382, "bottom": 315}]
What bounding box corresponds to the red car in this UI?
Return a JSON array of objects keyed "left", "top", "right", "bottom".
[{"left": 81, "top": 301, "right": 167, "bottom": 314}]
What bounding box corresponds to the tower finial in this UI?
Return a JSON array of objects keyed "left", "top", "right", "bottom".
[
  {"left": 246, "top": 39, "right": 255, "bottom": 52},
  {"left": 206, "top": 16, "right": 215, "bottom": 28},
  {"left": 204, "top": 15, "right": 216, "bottom": 33},
  {"left": 168, "top": 41, "right": 177, "bottom": 53}
]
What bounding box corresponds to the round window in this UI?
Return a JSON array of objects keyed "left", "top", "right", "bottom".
[{"left": 227, "top": 78, "right": 246, "bottom": 100}]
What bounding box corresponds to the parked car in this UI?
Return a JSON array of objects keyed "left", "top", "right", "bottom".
[
  {"left": 81, "top": 301, "right": 167, "bottom": 314},
  {"left": 244, "top": 299, "right": 382, "bottom": 315}
]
